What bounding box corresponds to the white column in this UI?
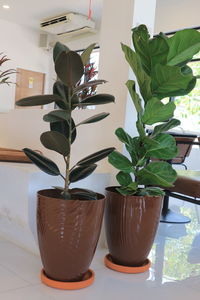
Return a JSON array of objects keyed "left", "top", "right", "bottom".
[{"left": 97, "top": 0, "right": 157, "bottom": 174}]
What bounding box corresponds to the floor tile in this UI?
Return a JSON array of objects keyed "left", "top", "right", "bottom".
[
  {"left": 0, "top": 265, "right": 30, "bottom": 293},
  {"left": 0, "top": 241, "right": 41, "bottom": 284}
]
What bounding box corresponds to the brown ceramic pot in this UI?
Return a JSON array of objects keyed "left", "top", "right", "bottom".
[
  {"left": 105, "top": 187, "right": 163, "bottom": 267},
  {"left": 37, "top": 189, "right": 105, "bottom": 282}
]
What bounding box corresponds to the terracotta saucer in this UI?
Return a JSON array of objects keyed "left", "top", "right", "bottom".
[
  {"left": 41, "top": 269, "right": 95, "bottom": 290},
  {"left": 104, "top": 254, "right": 151, "bottom": 274}
]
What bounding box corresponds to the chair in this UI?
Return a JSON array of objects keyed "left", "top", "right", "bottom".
[{"left": 160, "top": 134, "right": 200, "bottom": 224}]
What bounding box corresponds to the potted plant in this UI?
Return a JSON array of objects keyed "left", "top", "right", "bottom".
[
  {"left": 0, "top": 53, "right": 16, "bottom": 85},
  {"left": 16, "top": 42, "right": 115, "bottom": 289},
  {"left": 105, "top": 25, "right": 200, "bottom": 274}
]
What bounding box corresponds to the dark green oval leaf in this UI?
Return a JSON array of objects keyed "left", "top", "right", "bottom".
[
  {"left": 50, "top": 119, "right": 76, "bottom": 144},
  {"left": 78, "top": 94, "right": 115, "bottom": 107},
  {"left": 23, "top": 148, "right": 60, "bottom": 176},
  {"left": 40, "top": 131, "right": 70, "bottom": 156},
  {"left": 43, "top": 110, "right": 70, "bottom": 123},
  {"left": 69, "top": 164, "right": 97, "bottom": 183},
  {"left": 53, "top": 42, "right": 70, "bottom": 62},
  {"left": 70, "top": 188, "right": 97, "bottom": 200},
  {"left": 77, "top": 147, "right": 115, "bottom": 166},
  {"left": 55, "top": 51, "right": 84, "bottom": 87},
  {"left": 16, "top": 94, "right": 62, "bottom": 107},
  {"left": 53, "top": 81, "right": 69, "bottom": 109},
  {"left": 77, "top": 112, "right": 109, "bottom": 126}
]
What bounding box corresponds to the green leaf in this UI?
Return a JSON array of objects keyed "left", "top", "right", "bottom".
[
  {"left": 16, "top": 95, "right": 62, "bottom": 107},
  {"left": 142, "top": 98, "right": 176, "bottom": 125},
  {"left": 76, "top": 112, "right": 109, "bottom": 126},
  {"left": 53, "top": 42, "right": 70, "bottom": 62},
  {"left": 40, "top": 131, "right": 70, "bottom": 156},
  {"left": 81, "top": 43, "right": 96, "bottom": 66},
  {"left": 69, "top": 164, "right": 97, "bottom": 183},
  {"left": 70, "top": 188, "right": 97, "bottom": 200},
  {"left": 132, "top": 24, "right": 151, "bottom": 74},
  {"left": 79, "top": 94, "right": 115, "bottom": 107},
  {"left": 137, "top": 187, "right": 165, "bottom": 196},
  {"left": 53, "top": 81, "right": 69, "bottom": 109},
  {"left": 146, "top": 134, "right": 178, "bottom": 160},
  {"left": 116, "top": 171, "right": 132, "bottom": 186},
  {"left": 137, "top": 161, "right": 177, "bottom": 187},
  {"left": 167, "top": 29, "right": 200, "bottom": 66},
  {"left": 50, "top": 119, "right": 76, "bottom": 144},
  {"left": 74, "top": 80, "right": 106, "bottom": 94},
  {"left": 43, "top": 110, "right": 70, "bottom": 123},
  {"left": 127, "top": 182, "right": 138, "bottom": 191},
  {"left": 149, "top": 34, "right": 169, "bottom": 68},
  {"left": 77, "top": 147, "right": 115, "bottom": 166},
  {"left": 116, "top": 187, "right": 136, "bottom": 196},
  {"left": 23, "top": 148, "right": 60, "bottom": 176},
  {"left": 126, "top": 80, "right": 142, "bottom": 113},
  {"left": 55, "top": 51, "right": 84, "bottom": 87},
  {"left": 121, "top": 43, "right": 152, "bottom": 102},
  {"left": 115, "top": 128, "right": 132, "bottom": 145},
  {"left": 151, "top": 64, "right": 193, "bottom": 98},
  {"left": 152, "top": 119, "right": 181, "bottom": 137},
  {"left": 108, "top": 151, "right": 133, "bottom": 173}
]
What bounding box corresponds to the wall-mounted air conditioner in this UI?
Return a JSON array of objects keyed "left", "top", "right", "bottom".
[{"left": 40, "top": 12, "right": 96, "bottom": 38}]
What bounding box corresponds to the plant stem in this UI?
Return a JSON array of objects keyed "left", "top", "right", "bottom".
[{"left": 64, "top": 87, "right": 72, "bottom": 193}]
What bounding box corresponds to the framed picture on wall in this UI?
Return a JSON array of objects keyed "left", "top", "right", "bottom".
[{"left": 15, "top": 68, "right": 45, "bottom": 108}]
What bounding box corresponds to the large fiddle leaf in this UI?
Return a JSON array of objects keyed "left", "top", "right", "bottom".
[
  {"left": 167, "top": 29, "right": 200, "bottom": 66},
  {"left": 108, "top": 151, "right": 133, "bottom": 173},
  {"left": 152, "top": 119, "right": 181, "bottom": 137},
  {"left": 142, "top": 97, "right": 176, "bottom": 125},
  {"left": 137, "top": 161, "right": 177, "bottom": 187},
  {"left": 146, "top": 134, "right": 178, "bottom": 160},
  {"left": 121, "top": 43, "right": 152, "bottom": 102},
  {"left": 151, "top": 64, "right": 194, "bottom": 98},
  {"left": 126, "top": 80, "right": 142, "bottom": 113}
]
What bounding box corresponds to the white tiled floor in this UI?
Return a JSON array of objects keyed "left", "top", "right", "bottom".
[{"left": 1, "top": 200, "right": 200, "bottom": 299}]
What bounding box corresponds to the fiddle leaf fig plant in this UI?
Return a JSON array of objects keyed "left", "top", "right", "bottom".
[
  {"left": 108, "top": 25, "right": 200, "bottom": 196},
  {"left": 16, "top": 42, "right": 115, "bottom": 200}
]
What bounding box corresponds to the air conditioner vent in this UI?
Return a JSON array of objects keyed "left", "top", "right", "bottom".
[{"left": 41, "top": 16, "right": 68, "bottom": 28}]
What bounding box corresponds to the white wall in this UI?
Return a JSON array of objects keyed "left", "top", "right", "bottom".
[
  {"left": 155, "top": 0, "right": 200, "bottom": 33},
  {"left": 0, "top": 18, "right": 51, "bottom": 111}
]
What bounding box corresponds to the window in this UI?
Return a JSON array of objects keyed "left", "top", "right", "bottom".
[{"left": 174, "top": 52, "right": 200, "bottom": 132}]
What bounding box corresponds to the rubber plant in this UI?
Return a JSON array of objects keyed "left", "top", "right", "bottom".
[
  {"left": 17, "top": 42, "right": 115, "bottom": 200},
  {"left": 104, "top": 25, "right": 200, "bottom": 273},
  {"left": 16, "top": 42, "right": 115, "bottom": 288}
]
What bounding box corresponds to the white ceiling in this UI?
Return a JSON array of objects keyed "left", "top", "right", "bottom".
[{"left": 0, "top": 0, "right": 103, "bottom": 30}]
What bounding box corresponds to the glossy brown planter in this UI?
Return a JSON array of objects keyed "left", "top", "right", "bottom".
[
  {"left": 105, "top": 187, "right": 163, "bottom": 267},
  {"left": 37, "top": 189, "right": 105, "bottom": 282}
]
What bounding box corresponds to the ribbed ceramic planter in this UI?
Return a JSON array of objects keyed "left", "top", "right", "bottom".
[
  {"left": 105, "top": 187, "right": 163, "bottom": 270},
  {"left": 37, "top": 189, "right": 105, "bottom": 285}
]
